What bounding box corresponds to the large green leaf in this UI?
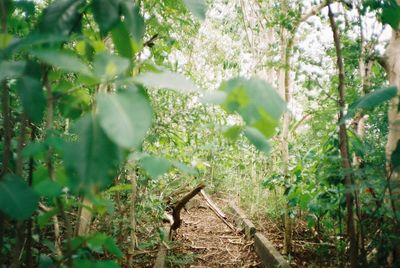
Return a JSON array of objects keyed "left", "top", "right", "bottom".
[
  {"left": 38, "top": 0, "right": 85, "bottom": 35},
  {"left": 243, "top": 127, "right": 271, "bottom": 154},
  {"left": 0, "top": 175, "right": 38, "bottom": 220},
  {"left": 345, "top": 86, "right": 397, "bottom": 120},
  {"left": 31, "top": 49, "right": 92, "bottom": 76},
  {"left": 135, "top": 70, "right": 200, "bottom": 93},
  {"left": 139, "top": 156, "right": 172, "bottom": 179},
  {"left": 381, "top": 2, "right": 400, "bottom": 29},
  {"left": 219, "top": 77, "right": 285, "bottom": 138},
  {"left": 183, "top": 0, "right": 207, "bottom": 21},
  {"left": 34, "top": 179, "right": 63, "bottom": 198},
  {"left": 93, "top": 53, "right": 130, "bottom": 80},
  {"left": 92, "top": 0, "right": 121, "bottom": 35},
  {"left": 64, "top": 115, "right": 122, "bottom": 193},
  {"left": 120, "top": 1, "right": 145, "bottom": 44},
  {"left": 97, "top": 86, "right": 153, "bottom": 149},
  {"left": 0, "top": 61, "right": 26, "bottom": 81},
  {"left": 111, "top": 21, "right": 134, "bottom": 59},
  {"left": 16, "top": 76, "right": 46, "bottom": 123},
  {"left": 87, "top": 233, "right": 124, "bottom": 259}
]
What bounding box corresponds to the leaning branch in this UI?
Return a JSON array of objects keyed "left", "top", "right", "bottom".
[{"left": 171, "top": 183, "right": 205, "bottom": 231}]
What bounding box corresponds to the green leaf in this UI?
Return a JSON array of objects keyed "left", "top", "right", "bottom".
[
  {"left": 200, "top": 91, "right": 227, "bottom": 104},
  {"left": 38, "top": 208, "right": 59, "bottom": 228},
  {"left": 92, "top": 0, "right": 121, "bottom": 35},
  {"left": 120, "top": 2, "right": 145, "bottom": 44},
  {"left": 0, "top": 175, "right": 38, "bottom": 220},
  {"left": 0, "top": 33, "right": 13, "bottom": 49},
  {"left": 219, "top": 77, "right": 285, "bottom": 138},
  {"left": 135, "top": 70, "right": 200, "bottom": 93},
  {"left": 103, "top": 237, "right": 124, "bottom": 259},
  {"left": 31, "top": 49, "right": 92, "bottom": 76},
  {"left": 58, "top": 88, "right": 91, "bottom": 119},
  {"left": 0, "top": 61, "right": 26, "bottom": 81},
  {"left": 171, "top": 160, "right": 198, "bottom": 176},
  {"left": 139, "top": 156, "right": 172, "bottom": 179},
  {"left": 23, "top": 141, "right": 47, "bottom": 158},
  {"left": 38, "top": 0, "right": 85, "bottom": 35},
  {"left": 391, "top": 140, "right": 400, "bottom": 171},
  {"left": 111, "top": 21, "right": 134, "bottom": 59},
  {"left": 73, "top": 260, "right": 120, "bottom": 268},
  {"left": 34, "top": 179, "right": 63, "bottom": 198},
  {"left": 381, "top": 3, "right": 400, "bottom": 29},
  {"left": 16, "top": 76, "right": 46, "bottom": 123},
  {"left": 183, "top": 0, "right": 207, "bottom": 21},
  {"left": 97, "top": 86, "right": 153, "bottom": 149},
  {"left": 87, "top": 233, "right": 124, "bottom": 259},
  {"left": 223, "top": 125, "right": 242, "bottom": 141},
  {"left": 93, "top": 53, "right": 130, "bottom": 80},
  {"left": 243, "top": 127, "right": 271, "bottom": 154},
  {"left": 64, "top": 115, "right": 123, "bottom": 193},
  {"left": 106, "top": 183, "right": 132, "bottom": 193},
  {"left": 345, "top": 86, "right": 397, "bottom": 120}
]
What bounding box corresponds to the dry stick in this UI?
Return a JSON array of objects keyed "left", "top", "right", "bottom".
[
  {"left": 199, "top": 190, "right": 235, "bottom": 231},
  {"left": 328, "top": 4, "right": 358, "bottom": 268}
]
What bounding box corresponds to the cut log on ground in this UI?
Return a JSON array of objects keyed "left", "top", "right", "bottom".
[{"left": 199, "top": 190, "right": 236, "bottom": 231}]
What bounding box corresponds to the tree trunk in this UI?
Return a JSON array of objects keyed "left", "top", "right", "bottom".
[
  {"left": 328, "top": 5, "right": 358, "bottom": 267},
  {"left": 384, "top": 16, "right": 400, "bottom": 263}
]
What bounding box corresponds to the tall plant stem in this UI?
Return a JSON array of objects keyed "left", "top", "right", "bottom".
[
  {"left": 0, "top": 2, "right": 9, "bottom": 264},
  {"left": 26, "top": 123, "right": 36, "bottom": 268},
  {"left": 328, "top": 4, "right": 358, "bottom": 267},
  {"left": 44, "top": 71, "right": 73, "bottom": 267},
  {"left": 11, "top": 114, "right": 28, "bottom": 268}
]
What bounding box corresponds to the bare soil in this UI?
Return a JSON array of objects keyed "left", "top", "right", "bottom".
[{"left": 169, "top": 196, "right": 262, "bottom": 267}]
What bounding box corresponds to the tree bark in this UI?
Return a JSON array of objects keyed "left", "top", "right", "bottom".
[
  {"left": 328, "top": 4, "right": 358, "bottom": 267},
  {"left": 384, "top": 3, "right": 400, "bottom": 261}
]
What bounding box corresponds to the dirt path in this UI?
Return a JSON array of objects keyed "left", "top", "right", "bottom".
[{"left": 170, "top": 197, "right": 262, "bottom": 267}]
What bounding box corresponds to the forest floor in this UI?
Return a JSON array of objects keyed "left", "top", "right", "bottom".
[
  {"left": 169, "top": 196, "right": 261, "bottom": 267},
  {"left": 135, "top": 195, "right": 337, "bottom": 267}
]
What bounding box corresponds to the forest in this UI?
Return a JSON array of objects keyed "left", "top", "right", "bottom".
[{"left": 1, "top": 0, "right": 400, "bottom": 267}]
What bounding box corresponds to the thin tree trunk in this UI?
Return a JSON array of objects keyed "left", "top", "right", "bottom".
[
  {"left": 328, "top": 4, "right": 358, "bottom": 267},
  {"left": 0, "top": 2, "right": 10, "bottom": 264},
  {"left": 25, "top": 123, "right": 36, "bottom": 268},
  {"left": 128, "top": 172, "right": 138, "bottom": 266},
  {"left": 383, "top": 2, "right": 400, "bottom": 261},
  {"left": 44, "top": 72, "right": 73, "bottom": 266},
  {"left": 11, "top": 114, "right": 28, "bottom": 268}
]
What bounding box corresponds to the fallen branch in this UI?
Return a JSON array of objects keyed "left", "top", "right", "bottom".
[
  {"left": 171, "top": 183, "right": 205, "bottom": 231},
  {"left": 200, "top": 190, "right": 235, "bottom": 231},
  {"left": 154, "top": 184, "right": 205, "bottom": 268}
]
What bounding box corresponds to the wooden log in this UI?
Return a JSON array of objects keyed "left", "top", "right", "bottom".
[
  {"left": 200, "top": 190, "right": 227, "bottom": 218},
  {"left": 228, "top": 202, "right": 256, "bottom": 238},
  {"left": 228, "top": 202, "right": 290, "bottom": 268},
  {"left": 254, "top": 233, "right": 290, "bottom": 268},
  {"left": 200, "top": 190, "right": 236, "bottom": 231}
]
